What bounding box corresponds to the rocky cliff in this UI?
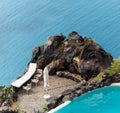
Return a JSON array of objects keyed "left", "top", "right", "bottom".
[{"left": 31, "top": 31, "right": 113, "bottom": 80}]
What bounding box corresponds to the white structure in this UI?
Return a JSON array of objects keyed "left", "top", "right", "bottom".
[
  {"left": 43, "top": 67, "right": 50, "bottom": 99},
  {"left": 111, "top": 83, "right": 120, "bottom": 86},
  {"left": 43, "top": 67, "right": 49, "bottom": 88},
  {"left": 11, "top": 63, "right": 37, "bottom": 88},
  {"left": 48, "top": 101, "right": 71, "bottom": 113}
]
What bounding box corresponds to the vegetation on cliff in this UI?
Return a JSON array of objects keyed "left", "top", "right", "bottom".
[
  {"left": 93, "top": 58, "right": 120, "bottom": 82},
  {"left": 0, "top": 86, "right": 16, "bottom": 106}
]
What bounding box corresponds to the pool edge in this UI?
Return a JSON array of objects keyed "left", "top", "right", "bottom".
[
  {"left": 47, "top": 101, "right": 71, "bottom": 113},
  {"left": 111, "top": 83, "right": 120, "bottom": 86}
]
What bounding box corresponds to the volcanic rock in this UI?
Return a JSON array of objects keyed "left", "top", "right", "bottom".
[{"left": 31, "top": 31, "right": 113, "bottom": 80}]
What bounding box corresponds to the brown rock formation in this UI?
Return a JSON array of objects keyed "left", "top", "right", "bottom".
[{"left": 31, "top": 31, "right": 113, "bottom": 80}]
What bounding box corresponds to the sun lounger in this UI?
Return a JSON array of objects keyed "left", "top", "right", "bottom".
[{"left": 11, "top": 63, "right": 37, "bottom": 88}]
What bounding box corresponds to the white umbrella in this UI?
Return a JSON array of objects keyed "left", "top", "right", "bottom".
[
  {"left": 43, "top": 67, "right": 49, "bottom": 88},
  {"left": 43, "top": 67, "right": 50, "bottom": 99}
]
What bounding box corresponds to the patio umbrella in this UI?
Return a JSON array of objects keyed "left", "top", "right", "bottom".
[
  {"left": 43, "top": 67, "right": 49, "bottom": 88},
  {"left": 43, "top": 67, "right": 50, "bottom": 99}
]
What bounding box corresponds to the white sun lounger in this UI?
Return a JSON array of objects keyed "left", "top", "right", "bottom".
[{"left": 11, "top": 63, "right": 37, "bottom": 88}]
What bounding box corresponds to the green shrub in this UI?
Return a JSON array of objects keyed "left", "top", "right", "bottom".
[
  {"left": 0, "top": 86, "right": 16, "bottom": 106},
  {"left": 93, "top": 58, "right": 120, "bottom": 82},
  {"left": 33, "top": 109, "right": 41, "bottom": 113},
  {"left": 41, "top": 103, "right": 48, "bottom": 111}
]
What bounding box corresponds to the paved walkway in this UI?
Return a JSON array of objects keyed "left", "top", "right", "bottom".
[{"left": 18, "top": 76, "right": 78, "bottom": 113}]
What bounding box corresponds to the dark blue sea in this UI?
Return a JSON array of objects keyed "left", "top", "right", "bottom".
[{"left": 0, "top": 0, "right": 120, "bottom": 85}]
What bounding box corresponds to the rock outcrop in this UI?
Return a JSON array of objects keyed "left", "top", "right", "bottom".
[{"left": 31, "top": 31, "right": 113, "bottom": 80}]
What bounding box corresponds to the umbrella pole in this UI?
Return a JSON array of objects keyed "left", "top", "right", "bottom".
[{"left": 44, "top": 86, "right": 50, "bottom": 99}]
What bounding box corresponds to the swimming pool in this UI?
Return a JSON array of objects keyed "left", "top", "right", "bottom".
[{"left": 53, "top": 86, "right": 120, "bottom": 113}]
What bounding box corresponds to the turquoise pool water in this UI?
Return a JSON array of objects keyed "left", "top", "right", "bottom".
[{"left": 55, "top": 86, "right": 120, "bottom": 113}]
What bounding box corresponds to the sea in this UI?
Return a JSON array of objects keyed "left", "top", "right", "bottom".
[{"left": 0, "top": 0, "right": 120, "bottom": 86}]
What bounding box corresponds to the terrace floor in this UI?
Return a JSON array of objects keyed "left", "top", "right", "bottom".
[{"left": 18, "top": 76, "right": 78, "bottom": 113}]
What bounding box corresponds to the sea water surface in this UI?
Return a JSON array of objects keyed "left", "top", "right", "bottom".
[{"left": 0, "top": 0, "right": 120, "bottom": 85}]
